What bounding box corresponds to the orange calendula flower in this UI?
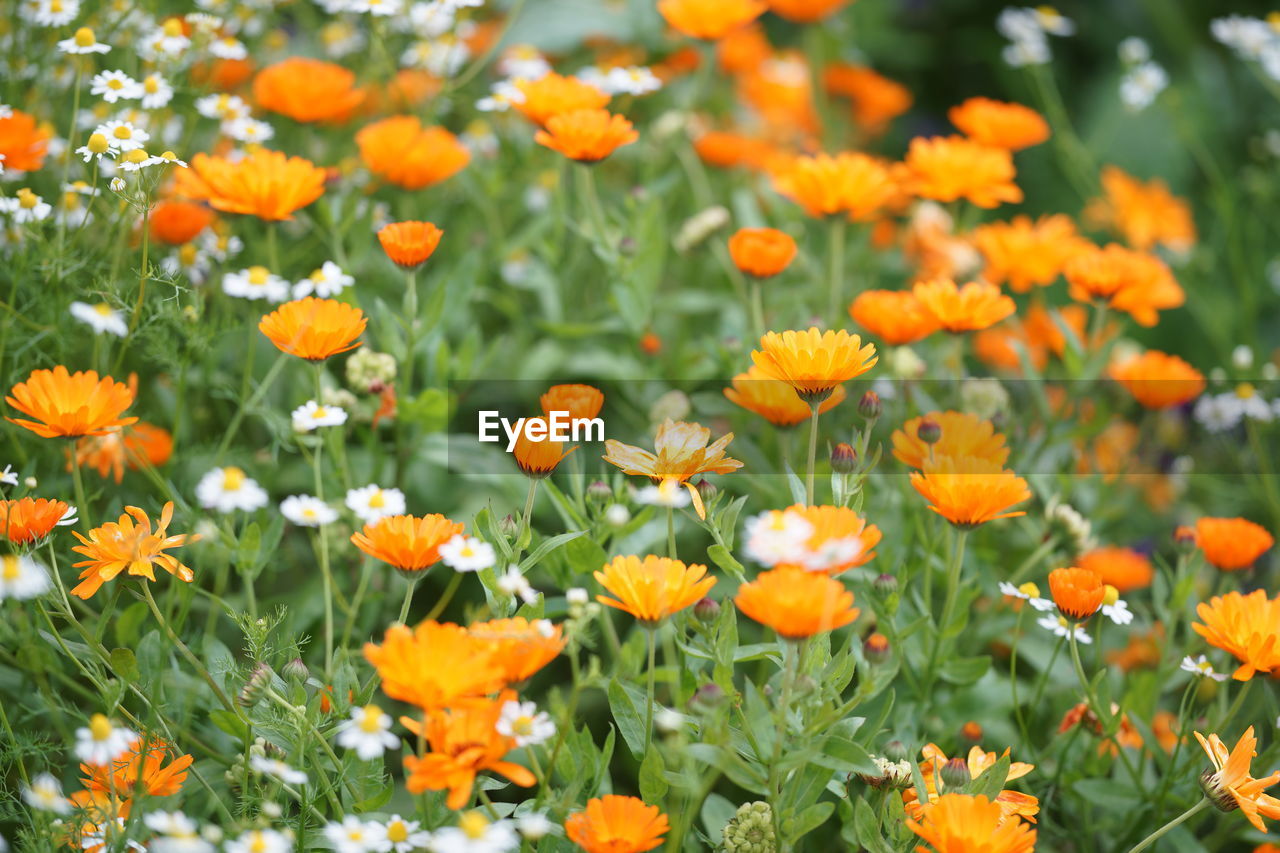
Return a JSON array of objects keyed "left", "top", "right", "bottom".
[
  {"left": 148, "top": 200, "right": 215, "bottom": 245},
  {"left": 972, "top": 214, "right": 1084, "bottom": 292},
  {"left": 173, "top": 149, "right": 325, "bottom": 221},
  {"left": 540, "top": 384, "right": 604, "bottom": 421},
  {"left": 594, "top": 555, "right": 715, "bottom": 624},
  {"left": 566, "top": 795, "right": 670, "bottom": 853},
  {"left": 377, "top": 221, "right": 443, "bottom": 269},
  {"left": 7, "top": 366, "right": 136, "bottom": 439},
  {"left": 723, "top": 365, "right": 846, "bottom": 427},
  {"left": 602, "top": 419, "right": 742, "bottom": 519},
  {"left": 892, "top": 411, "right": 1009, "bottom": 470},
  {"left": 728, "top": 227, "right": 798, "bottom": 278},
  {"left": 364, "top": 621, "right": 505, "bottom": 710},
  {"left": 823, "top": 64, "right": 912, "bottom": 134},
  {"left": 767, "top": 0, "right": 850, "bottom": 22},
  {"left": 72, "top": 421, "right": 173, "bottom": 483},
  {"left": 771, "top": 152, "right": 897, "bottom": 220},
  {"left": 351, "top": 514, "right": 464, "bottom": 573},
  {"left": 949, "top": 97, "right": 1050, "bottom": 151},
  {"left": 70, "top": 502, "right": 197, "bottom": 599},
  {"left": 1089, "top": 165, "right": 1196, "bottom": 253},
  {"left": 912, "top": 278, "right": 1016, "bottom": 332},
  {"left": 1194, "top": 727, "right": 1280, "bottom": 832},
  {"left": 81, "top": 737, "right": 192, "bottom": 799},
  {"left": 735, "top": 567, "right": 860, "bottom": 639},
  {"left": 356, "top": 117, "right": 470, "bottom": 190},
  {"left": 775, "top": 504, "right": 882, "bottom": 573},
  {"left": 1108, "top": 351, "right": 1205, "bottom": 409},
  {"left": 848, "top": 289, "right": 940, "bottom": 346},
  {"left": 901, "top": 135, "right": 1023, "bottom": 208},
  {"left": 535, "top": 108, "right": 638, "bottom": 163},
  {"left": 973, "top": 304, "right": 1089, "bottom": 373},
  {"left": 1047, "top": 566, "right": 1104, "bottom": 621},
  {"left": 906, "top": 793, "right": 1036, "bottom": 853},
  {"left": 0, "top": 498, "right": 70, "bottom": 545},
  {"left": 0, "top": 109, "right": 51, "bottom": 172},
  {"left": 904, "top": 744, "right": 1039, "bottom": 823},
  {"left": 1193, "top": 590, "right": 1280, "bottom": 680},
  {"left": 657, "top": 0, "right": 766, "bottom": 40},
  {"left": 751, "top": 328, "right": 878, "bottom": 402},
  {"left": 1194, "top": 517, "right": 1274, "bottom": 571},
  {"left": 258, "top": 298, "right": 366, "bottom": 361},
  {"left": 513, "top": 73, "right": 610, "bottom": 126},
  {"left": 1063, "top": 242, "right": 1184, "bottom": 327},
  {"left": 467, "top": 617, "right": 565, "bottom": 683},
  {"left": 909, "top": 455, "right": 1030, "bottom": 528},
  {"left": 253, "top": 57, "right": 365, "bottom": 123},
  {"left": 1077, "top": 546, "right": 1153, "bottom": 593},
  {"left": 512, "top": 416, "right": 576, "bottom": 478}
]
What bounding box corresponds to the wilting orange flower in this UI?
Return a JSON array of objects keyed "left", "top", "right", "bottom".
[
  {"left": 356, "top": 117, "right": 470, "bottom": 190},
  {"left": 904, "top": 744, "right": 1038, "bottom": 823},
  {"left": 723, "top": 365, "right": 845, "bottom": 427},
  {"left": 823, "top": 64, "right": 912, "bottom": 133},
  {"left": 912, "top": 278, "right": 1016, "bottom": 332},
  {"left": 728, "top": 228, "right": 797, "bottom": 278},
  {"left": 901, "top": 135, "right": 1023, "bottom": 208},
  {"left": 657, "top": 0, "right": 765, "bottom": 39},
  {"left": 1089, "top": 165, "right": 1196, "bottom": 253},
  {"left": 1078, "top": 546, "right": 1153, "bottom": 592},
  {"left": 771, "top": 152, "right": 897, "bottom": 220},
  {"left": 467, "top": 617, "right": 565, "bottom": 683},
  {"left": 0, "top": 498, "right": 70, "bottom": 545},
  {"left": 767, "top": 0, "right": 850, "bottom": 22},
  {"left": 365, "top": 621, "right": 505, "bottom": 710},
  {"left": 594, "top": 555, "right": 715, "bottom": 624},
  {"left": 378, "top": 221, "right": 443, "bottom": 268},
  {"left": 402, "top": 692, "right": 536, "bottom": 808},
  {"left": 972, "top": 214, "right": 1084, "bottom": 292},
  {"left": 848, "top": 290, "right": 940, "bottom": 346},
  {"left": 253, "top": 57, "right": 364, "bottom": 123},
  {"left": 566, "top": 795, "right": 669, "bottom": 853},
  {"left": 907, "top": 793, "right": 1037, "bottom": 852},
  {"left": 512, "top": 416, "right": 576, "bottom": 478},
  {"left": 949, "top": 97, "right": 1050, "bottom": 151},
  {"left": 258, "top": 298, "right": 366, "bottom": 361},
  {"left": 751, "top": 328, "right": 878, "bottom": 402},
  {"left": 7, "top": 366, "right": 136, "bottom": 439},
  {"left": 1194, "top": 727, "right": 1280, "bottom": 832},
  {"left": 775, "top": 504, "right": 881, "bottom": 573},
  {"left": 72, "top": 421, "right": 173, "bottom": 483},
  {"left": 910, "top": 455, "right": 1030, "bottom": 528},
  {"left": 81, "top": 737, "right": 192, "bottom": 799},
  {"left": 70, "top": 503, "right": 197, "bottom": 599},
  {"left": 1063, "top": 242, "right": 1184, "bottom": 327},
  {"left": 541, "top": 384, "right": 604, "bottom": 421},
  {"left": 892, "top": 411, "right": 1009, "bottom": 470},
  {"left": 1047, "top": 566, "right": 1104, "bottom": 621},
  {"left": 173, "top": 149, "right": 325, "bottom": 221},
  {"left": 351, "top": 514, "right": 464, "bottom": 573},
  {"left": 535, "top": 109, "right": 637, "bottom": 163},
  {"left": 1108, "top": 351, "right": 1205, "bottom": 409},
  {"left": 148, "top": 200, "right": 215, "bottom": 245},
  {"left": 513, "top": 73, "right": 610, "bottom": 126},
  {"left": 735, "top": 567, "right": 859, "bottom": 638},
  {"left": 0, "top": 109, "right": 51, "bottom": 172},
  {"left": 1194, "top": 517, "right": 1274, "bottom": 571},
  {"left": 1193, "top": 590, "right": 1280, "bottom": 681},
  {"left": 603, "top": 419, "right": 742, "bottom": 518}
]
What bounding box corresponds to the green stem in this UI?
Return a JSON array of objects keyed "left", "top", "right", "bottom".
[
  {"left": 214, "top": 353, "right": 288, "bottom": 465},
  {"left": 69, "top": 443, "right": 90, "bottom": 529},
  {"left": 767, "top": 642, "right": 800, "bottom": 847},
  {"left": 666, "top": 506, "right": 677, "bottom": 559},
  {"left": 1126, "top": 798, "right": 1209, "bottom": 853},
  {"left": 395, "top": 268, "right": 419, "bottom": 485},
  {"left": 141, "top": 583, "right": 238, "bottom": 716},
  {"left": 644, "top": 626, "right": 657, "bottom": 753},
  {"left": 749, "top": 278, "right": 765, "bottom": 339},
  {"left": 826, "top": 218, "right": 846, "bottom": 321},
  {"left": 397, "top": 575, "right": 419, "bottom": 625},
  {"left": 925, "top": 528, "right": 969, "bottom": 692},
  {"left": 804, "top": 401, "right": 822, "bottom": 505},
  {"left": 312, "top": 365, "right": 334, "bottom": 681},
  {"left": 425, "top": 571, "right": 463, "bottom": 621},
  {"left": 1218, "top": 679, "right": 1254, "bottom": 730}
]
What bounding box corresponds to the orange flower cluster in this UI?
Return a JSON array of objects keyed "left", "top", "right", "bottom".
[
  {"left": 724, "top": 365, "right": 846, "bottom": 427},
  {"left": 771, "top": 152, "right": 896, "bottom": 220},
  {"left": 1063, "top": 242, "right": 1184, "bottom": 327},
  {"left": 735, "top": 567, "right": 860, "bottom": 638},
  {"left": 903, "top": 743, "right": 1039, "bottom": 824},
  {"left": 900, "top": 135, "right": 1023, "bottom": 208},
  {"left": 1108, "top": 350, "right": 1205, "bottom": 409},
  {"left": 1088, "top": 165, "right": 1197, "bottom": 253},
  {"left": 356, "top": 117, "right": 470, "bottom": 190},
  {"left": 259, "top": 298, "right": 366, "bottom": 361},
  {"left": 824, "top": 64, "right": 912, "bottom": 134}
]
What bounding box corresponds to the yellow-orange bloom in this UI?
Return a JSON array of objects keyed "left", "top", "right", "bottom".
[
  {"left": 1090, "top": 165, "right": 1196, "bottom": 253},
  {"left": 7, "top": 366, "right": 136, "bottom": 439},
  {"left": 351, "top": 514, "right": 464, "bottom": 573},
  {"left": 535, "top": 109, "right": 637, "bottom": 163},
  {"left": 71, "top": 421, "right": 173, "bottom": 484},
  {"left": 912, "top": 278, "right": 1016, "bottom": 332},
  {"left": 594, "top": 555, "right": 715, "bottom": 624},
  {"left": 173, "top": 149, "right": 325, "bottom": 221},
  {"left": 148, "top": 200, "right": 216, "bottom": 246},
  {"left": 70, "top": 502, "right": 197, "bottom": 599},
  {"left": 467, "top": 617, "right": 565, "bottom": 683},
  {"left": 892, "top": 411, "right": 1009, "bottom": 470},
  {"left": 728, "top": 227, "right": 798, "bottom": 278},
  {"left": 1194, "top": 590, "right": 1280, "bottom": 681},
  {"left": 823, "top": 64, "right": 912, "bottom": 133},
  {"left": 540, "top": 384, "right": 604, "bottom": 421},
  {"left": 775, "top": 504, "right": 881, "bottom": 573},
  {"left": 901, "top": 135, "right": 1023, "bottom": 208},
  {"left": 0, "top": 498, "right": 71, "bottom": 545},
  {"left": 848, "top": 289, "right": 940, "bottom": 346},
  {"left": 511, "top": 416, "right": 576, "bottom": 478},
  {"left": 751, "top": 328, "right": 878, "bottom": 402},
  {"left": 258, "top": 298, "right": 366, "bottom": 361},
  {"left": 771, "top": 152, "right": 897, "bottom": 220},
  {"left": 1047, "top": 566, "right": 1104, "bottom": 621},
  {"left": 377, "top": 221, "right": 443, "bottom": 269},
  {"left": 356, "top": 117, "right": 470, "bottom": 190},
  {"left": 1108, "top": 351, "right": 1205, "bottom": 409},
  {"left": 949, "top": 97, "right": 1050, "bottom": 151},
  {"left": 566, "top": 795, "right": 669, "bottom": 853},
  {"left": 364, "top": 621, "right": 505, "bottom": 710},
  {"left": 972, "top": 214, "right": 1084, "bottom": 292},
  {"left": 1077, "top": 546, "right": 1153, "bottom": 593},
  {"left": 657, "top": 0, "right": 766, "bottom": 40},
  {"left": 767, "top": 0, "right": 850, "bottom": 22},
  {"left": 513, "top": 73, "right": 610, "bottom": 126},
  {"left": 253, "top": 57, "right": 365, "bottom": 123},
  {"left": 906, "top": 793, "right": 1037, "bottom": 853},
  {"left": 1194, "top": 727, "right": 1280, "bottom": 832},
  {"left": 1194, "top": 517, "right": 1274, "bottom": 571},
  {"left": 1063, "top": 242, "right": 1184, "bottom": 327},
  {"left": 602, "top": 419, "right": 742, "bottom": 519},
  {"left": 735, "top": 567, "right": 860, "bottom": 639},
  {"left": 909, "top": 455, "right": 1030, "bottom": 528},
  {"left": 81, "top": 737, "right": 192, "bottom": 799},
  {"left": 904, "top": 744, "right": 1038, "bottom": 824},
  {"left": 0, "top": 109, "right": 50, "bottom": 172},
  {"left": 723, "top": 365, "right": 845, "bottom": 427}
]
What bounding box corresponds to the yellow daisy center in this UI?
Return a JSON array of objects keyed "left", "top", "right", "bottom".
[
  {"left": 88, "top": 714, "right": 113, "bottom": 741},
  {"left": 73, "top": 26, "right": 95, "bottom": 46},
  {"left": 222, "top": 467, "right": 246, "bottom": 491},
  {"left": 459, "top": 812, "right": 489, "bottom": 840},
  {"left": 386, "top": 822, "right": 408, "bottom": 844},
  {"left": 358, "top": 705, "right": 384, "bottom": 733},
  {"left": 94, "top": 303, "right": 114, "bottom": 317},
  {"left": 247, "top": 266, "right": 270, "bottom": 286},
  {"left": 112, "top": 125, "right": 133, "bottom": 139},
  {"left": 368, "top": 490, "right": 386, "bottom": 509},
  {"left": 2, "top": 555, "right": 20, "bottom": 581}
]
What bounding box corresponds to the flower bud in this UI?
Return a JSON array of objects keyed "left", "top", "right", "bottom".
[
  {"left": 604, "top": 504, "right": 630, "bottom": 527},
  {"left": 1200, "top": 767, "right": 1240, "bottom": 813},
  {"left": 883, "top": 740, "right": 909, "bottom": 761},
  {"left": 1173, "top": 525, "right": 1198, "bottom": 552},
  {"left": 690, "top": 683, "right": 726, "bottom": 713},
  {"left": 858, "top": 390, "right": 882, "bottom": 420},
  {"left": 939, "top": 757, "right": 971, "bottom": 790},
  {"left": 498, "top": 514, "right": 520, "bottom": 539},
  {"left": 960, "top": 721, "right": 983, "bottom": 743},
  {"left": 917, "top": 417, "right": 942, "bottom": 445},
  {"left": 873, "top": 573, "right": 898, "bottom": 597},
  {"left": 830, "top": 442, "right": 857, "bottom": 474},
  {"left": 695, "top": 478, "right": 717, "bottom": 504},
  {"left": 282, "top": 658, "right": 309, "bottom": 684},
  {"left": 237, "top": 662, "right": 273, "bottom": 709},
  {"left": 586, "top": 480, "right": 612, "bottom": 504},
  {"left": 693, "top": 596, "right": 720, "bottom": 623},
  {"left": 863, "top": 632, "right": 890, "bottom": 664},
  {"left": 722, "top": 802, "right": 775, "bottom": 853}
]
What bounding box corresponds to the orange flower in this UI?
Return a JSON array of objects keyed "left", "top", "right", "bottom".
[
  {"left": 602, "top": 419, "right": 742, "bottom": 518},
  {"left": 847, "top": 289, "right": 940, "bottom": 346},
  {"left": 70, "top": 502, "right": 197, "bottom": 599},
  {"left": 1063, "top": 242, "right": 1184, "bottom": 326},
  {"left": 351, "top": 514, "right": 464, "bottom": 573},
  {"left": 1194, "top": 590, "right": 1280, "bottom": 681},
  {"left": 904, "top": 743, "right": 1038, "bottom": 823},
  {"left": 909, "top": 455, "right": 1030, "bottom": 528},
  {"left": 535, "top": 109, "right": 637, "bottom": 163},
  {"left": 594, "top": 555, "right": 716, "bottom": 624},
  {"left": 81, "top": 737, "right": 192, "bottom": 799},
  {"left": 377, "top": 221, "right": 443, "bottom": 269},
  {"left": 356, "top": 117, "right": 470, "bottom": 190},
  {"left": 258, "top": 298, "right": 366, "bottom": 361},
  {"left": 657, "top": 0, "right": 766, "bottom": 39},
  {"left": 901, "top": 135, "right": 1023, "bottom": 208},
  {"left": 892, "top": 411, "right": 1009, "bottom": 470},
  {"left": 253, "top": 57, "right": 365, "bottom": 123},
  {"left": 566, "top": 795, "right": 669, "bottom": 853},
  {"left": 723, "top": 365, "right": 846, "bottom": 427},
  {"left": 751, "top": 327, "right": 878, "bottom": 402},
  {"left": 1077, "top": 546, "right": 1153, "bottom": 592},
  {"left": 148, "top": 200, "right": 215, "bottom": 245},
  {"left": 906, "top": 793, "right": 1036, "bottom": 853},
  {"left": 1194, "top": 727, "right": 1280, "bottom": 832},
  {"left": 728, "top": 227, "right": 798, "bottom": 278},
  {"left": 173, "top": 149, "right": 324, "bottom": 221},
  {"left": 735, "top": 567, "right": 859, "bottom": 638},
  {"left": 1107, "top": 624, "right": 1165, "bottom": 671},
  {"left": 364, "top": 621, "right": 506, "bottom": 710},
  {"left": 0, "top": 497, "right": 69, "bottom": 545},
  {"left": 72, "top": 421, "right": 173, "bottom": 483},
  {"left": 1047, "top": 566, "right": 1104, "bottom": 620},
  {"left": 775, "top": 504, "right": 881, "bottom": 573},
  {"left": 1194, "top": 517, "right": 1274, "bottom": 571},
  {"left": 513, "top": 73, "right": 610, "bottom": 126},
  {"left": 767, "top": 0, "right": 850, "bottom": 22},
  {"left": 402, "top": 692, "right": 536, "bottom": 808},
  {"left": 972, "top": 214, "right": 1084, "bottom": 292},
  {"left": 771, "top": 152, "right": 897, "bottom": 220},
  {"left": 1108, "top": 351, "right": 1205, "bottom": 409},
  {"left": 717, "top": 24, "right": 772, "bottom": 74},
  {"left": 512, "top": 416, "right": 576, "bottom": 478},
  {"left": 973, "top": 304, "right": 1088, "bottom": 373},
  {"left": 912, "top": 278, "right": 1015, "bottom": 332},
  {"left": 694, "top": 131, "right": 781, "bottom": 171},
  {"left": 737, "top": 52, "right": 820, "bottom": 139},
  {"left": 7, "top": 366, "right": 136, "bottom": 439},
  {"left": 823, "top": 64, "right": 912, "bottom": 134},
  {"left": 1089, "top": 165, "right": 1196, "bottom": 253},
  {"left": 0, "top": 109, "right": 51, "bottom": 172},
  {"left": 949, "top": 97, "right": 1049, "bottom": 151},
  {"left": 467, "top": 617, "right": 565, "bottom": 683},
  {"left": 540, "top": 384, "right": 604, "bottom": 421}
]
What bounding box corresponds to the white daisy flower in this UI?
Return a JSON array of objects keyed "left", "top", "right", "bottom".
[
  {"left": 380, "top": 816, "right": 431, "bottom": 853},
  {"left": 0, "top": 553, "right": 51, "bottom": 601},
  {"left": 1118, "top": 36, "right": 1150, "bottom": 66},
  {"left": 1180, "top": 655, "right": 1229, "bottom": 682},
  {"left": 603, "top": 66, "right": 662, "bottom": 96},
  {"left": 250, "top": 755, "right": 309, "bottom": 786},
  {"left": 344, "top": 484, "right": 405, "bottom": 523},
  {"left": 163, "top": 243, "right": 212, "bottom": 285},
  {"left": 95, "top": 120, "right": 149, "bottom": 152},
  {"left": 1, "top": 190, "right": 52, "bottom": 224},
  {"left": 74, "top": 715, "right": 137, "bottom": 766},
  {"left": 1119, "top": 62, "right": 1168, "bottom": 112},
  {"left": 80, "top": 819, "right": 146, "bottom": 853},
  {"left": 91, "top": 70, "right": 143, "bottom": 103},
  {"left": 196, "top": 93, "right": 251, "bottom": 121},
  {"left": 58, "top": 26, "right": 111, "bottom": 54},
  {"left": 201, "top": 229, "right": 244, "bottom": 261},
  {"left": 635, "top": 477, "right": 690, "bottom": 508},
  {"left": 1037, "top": 615, "right": 1092, "bottom": 644},
  {"left": 350, "top": 0, "right": 402, "bottom": 15},
  {"left": 439, "top": 534, "right": 496, "bottom": 572},
  {"left": 226, "top": 828, "right": 293, "bottom": 853},
  {"left": 280, "top": 495, "right": 338, "bottom": 527},
  {"left": 223, "top": 266, "right": 290, "bottom": 302},
  {"left": 1194, "top": 393, "right": 1243, "bottom": 433},
  {"left": 145, "top": 812, "right": 216, "bottom": 853},
  {"left": 139, "top": 73, "right": 175, "bottom": 109},
  {"left": 496, "top": 565, "right": 538, "bottom": 605},
  {"left": 58, "top": 505, "right": 79, "bottom": 526},
  {"left": 69, "top": 301, "right": 128, "bottom": 336},
  {"left": 335, "top": 704, "right": 400, "bottom": 760},
  {"left": 566, "top": 587, "right": 589, "bottom": 606},
  {"left": 515, "top": 813, "right": 553, "bottom": 840},
  {"left": 1100, "top": 597, "right": 1133, "bottom": 625},
  {"left": 407, "top": 0, "right": 455, "bottom": 37},
  {"left": 209, "top": 36, "right": 248, "bottom": 59},
  {"left": 22, "top": 772, "right": 70, "bottom": 814},
  {"left": 476, "top": 79, "right": 524, "bottom": 112},
  {"left": 431, "top": 813, "right": 518, "bottom": 853},
  {"left": 496, "top": 45, "right": 550, "bottom": 80},
  {"left": 0, "top": 465, "right": 18, "bottom": 487},
  {"left": 30, "top": 0, "right": 80, "bottom": 27},
  {"left": 196, "top": 466, "right": 269, "bottom": 513},
  {"left": 743, "top": 509, "right": 814, "bottom": 567},
  {"left": 798, "top": 537, "right": 864, "bottom": 572},
  {"left": 139, "top": 24, "right": 191, "bottom": 60},
  {"left": 997, "top": 581, "right": 1056, "bottom": 611},
  {"left": 324, "top": 816, "right": 387, "bottom": 853},
  {"left": 292, "top": 400, "right": 349, "bottom": 432},
  {"left": 223, "top": 117, "right": 274, "bottom": 144},
  {"left": 496, "top": 700, "right": 555, "bottom": 747},
  {"left": 293, "top": 261, "right": 354, "bottom": 299}
]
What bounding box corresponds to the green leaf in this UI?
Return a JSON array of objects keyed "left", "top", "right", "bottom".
[
  {"left": 969, "top": 754, "right": 1010, "bottom": 800},
  {"left": 519, "top": 530, "right": 587, "bottom": 572},
  {"left": 209, "top": 709, "right": 249, "bottom": 740},
  {"left": 939, "top": 655, "right": 990, "bottom": 686},
  {"left": 853, "top": 797, "right": 895, "bottom": 853},
  {"left": 811, "top": 735, "right": 876, "bottom": 775},
  {"left": 638, "top": 748, "right": 668, "bottom": 803},
  {"left": 701, "top": 793, "right": 738, "bottom": 845},
  {"left": 1073, "top": 778, "right": 1142, "bottom": 810},
  {"left": 353, "top": 782, "right": 395, "bottom": 812},
  {"left": 108, "top": 648, "right": 139, "bottom": 683},
  {"left": 785, "top": 801, "right": 834, "bottom": 840},
  {"left": 607, "top": 677, "right": 647, "bottom": 759},
  {"left": 706, "top": 544, "right": 745, "bottom": 580}
]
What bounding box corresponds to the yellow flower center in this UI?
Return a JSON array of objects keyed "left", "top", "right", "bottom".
[
  {"left": 1269, "top": 11, "right": 1280, "bottom": 32},
  {"left": 512, "top": 715, "right": 535, "bottom": 737},
  {"left": 222, "top": 467, "right": 246, "bottom": 491},
  {"left": 358, "top": 704, "right": 384, "bottom": 732},
  {"left": 1102, "top": 584, "right": 1119, "bottom": 607},
  {"left": 1056, "top": 615, "right": 1070, "bottom": 629},
  {"left": 2, "top": 555, "right": 19, "bottom": 580},
  {"left": 107, "top": 78, "right": 125, "bottom": 90},
  {"left": 368, "top": 490, "right": 386, "bottom": 509},
  {"left": 179, "top": 243, "right": 199, "bottom": 265},
  {"left": 312, "top": 407, "right": 329, "bottom": 419},
  {"left": 247, "top": 266, "right": 270, "bottom": 286},
  {"left": 386, "top": 822, "right": 409, "bottom": 843},
  {"left": 302, "top": 508, "right": 317, "bottom": 519},
  {"left": 89, "top": 714, "right": 113, "bottom": 741},
  {"left": 88, "top": 132, "right": 110, "bottom": 153},
  {"left": 112, "top": 125, "right": 133, "bottom": 140},
  {"left": 50, "top": 0, "right": 63, "bottom": 12},
  {"left": 159, "top": 151, "right": 179, "bottom": 162},
  {"left": 1235, "top": 383, "right": 1256, "bottom": 399},
  {"left": 16, "top": 189, "right": 37, "bottom": 209},
  {"left": 162, "top": 18, "right": 183, "bottom": 37},
  {"left": 1196, "top": 660, "right": 1213, "bottom": 673},
  {"left": 1017, "top": 581, "right": 1040, "bottom": 598},
  {"left": 73, "top": 26, "right": 95, "bottom": 46},
  {"left": 123, "top": 149, "right": 149, "bottom": 164},
  {"left": 458, "top": 811, "right": 489, "bottom": 840},
  {"left": 309, "top": 267, "right": 325, "bottom": 281},
  {"left": 144, "top": 76, "right": 160, "bottom": 93},
  {"left": 460, "top": 545, "right": 474, "bottom": 557},
  {"left": 94, "top": 303, "right": 114, "bottom": 317},
  {"left": 248, "top": 833, "right": 267, "bottom": 853}
]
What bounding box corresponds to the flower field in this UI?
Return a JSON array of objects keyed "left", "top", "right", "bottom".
[{"left": 3, "top": 1, "right": 1280, "bottom": 851}]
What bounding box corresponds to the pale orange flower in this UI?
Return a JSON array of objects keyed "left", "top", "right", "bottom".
[
  {"left": 906, "top": 794, "right": 1036, "bottom": 853},
  {"left": 1192, "top": 590, "right": 1280, "bottom": 681},
  {"left": 535, "top": 109, "right": 638, "bottom": 163},
  {"left": 717, "top": 24, "right": 772, "bottom": 74},
  {"left": 540, "top": 384, "right": 604, "bottom": 421},
  {"left": 657, "top": 0, "right": 766, "bottom": 40},
  {"left": 1063, "top": 242, "right": 1184, "bottom": 327},
  {"left": 513, "top": 73, "right": 610, "bottom": 126},
  {"left": 566, "top": 795, "right": 669, "bottom": 853},
  {"left": 378, "top": 221, "right": 443, "bottom": 269},
  {"left": 602, "top": 419, "right": 742, "bottom": 518},
  {"left": 594, "top": 555, "right": 716, "bottom": 624},
  {"left": 71, "top": 421, "right": 173, "bottom": 483},
  {"left": 972, "top": 214, "right": 1084, "bottom": 292},
  {"left": 1089, "top": 165, "right": 1196, "bottom": 253},
  {"left": 823, "top": 64, "right": 912, "bottom": 134},
  {"left": 848, "top": 289, "right": 941, "bottom": 346},
  {"left": 7, "top": 366, "right": 136, "bottom": 439},
  {"left": 1194, "top": 517, "right": 1274, "bottom": 571},
  {"left": 737, "top": 52, "right": 820, "bottom": 139},
  {"left": 949, "top": 97, "right": 1050, "bottom": 151},
  {"left": 350, "top": 514, "right": 464, "bottom": 573},
  {"left": 751, "top": 327, "right": 878, "bottom": 401},
  {"left": 253, "top": 57, "right": 365, "bottom": 123},
  {"left": 0, "top": 498, "right": 71, "bottom": 545},
  {"left": 467, "top": 617, "right": 565, "bottom": 683},
  {"left": 1194, "top": 727, "right": 1280, "bottom": 832},
  {"left": 1108, "top": 351, "right": 1205, "bottom": 409},
  {"left": 901, "top": 135, "right": 1023, "bottom": 208},
  {"left": 173, "top": 149, "right": 325, "bottom": 221},
  {"left": 771, "top": 152, "right": 897, "bottom": 220},
  {"left": 735, "top": 567, "right": 860, "bottom": 638},
  {"left": 70, "top": 502, "right": 197, "bottom": 599},
  {"left": 972, "top": 304, "right": 1090, "bottom": 373},
  {"left": 892, "top": 411, "right": 1009, "bottom": 470},
  {"left": 356, "top": 117, "right": 470, "bottom": 190},
  {"left": 774, "top": 504, "right": 881, "bottom": 573},
  {"left": 0, "top": 109, "right": 51, "bottom": 172},
  {"left": 258, "top": 298, "right": 366, "bottom": 361},
  {"left": 912, "top": 278, "right": 1016, "bottom": 332},
  {"left": 910, "top": 455, "right": 1030, "bottom": 528},
  {"left": 364, "top": 621, "right": 506, "bottom": 710},
  {"left": 723, "top": 365, "right": 846, "bottom": 427}
]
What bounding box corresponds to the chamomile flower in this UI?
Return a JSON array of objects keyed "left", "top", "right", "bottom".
[
  {"left": 139, "top": 73, "right": 175, "bottom": 109},
  {"left": 223, "top": 117, "right": 274, "bottom": 144},
  {"left": 69, "top": 301, "right": 128, "bottom": 336},
  {"left": 195, "top": 93, "right": 251, "bottom": 121},
  {"left": 22, "top": 773, "right": 70, "bottom": 814},
  {"left": 431, "top": 813, "right": 518, "bottom": 853},
  {"left": 91, "top": 70, "right": 143, "bottom": 103},
  {"left": 209, "top": 36, "right": 248, "bottom": 60},
  {"left": 380, "top": 816, "right": 431, "bottom": 853},
  {"left": 635, "top": 477, "right": 691, "bottom": 508},
  {"left": 344, "top": 485, "right": 406, "bottom": 523},
  {"left": 1119, "top": 62, "right": 1168, "bottom": 111},
  {"left": 515, "top": 813, "right": 553, "bottom": 841},
  {"left": 163, "top": 243, "right": 212, "bottom": 285},
  {"left": 145, "top": 812, "right": 216, "bottom": 853},
  {"left": 2, "top": 189, "right": 52, "bottom": 224},
  {"left": 496, "top": 700, "right": 555, "bottom": 747},
  {"left": 0, "top": 553, "right": 51, "bottom": 601},
  {"left": 75, "top": 132, "right": 116, "bottom": 163},
  {"left": 201, "top": 229, "right": 244, "bottom": 261},
  {"left": 496, "top": 565, "right": 538, "bottom": 604},
  {"left": 335, "top": 704, "right": 400, "bottom": 760},
  {"left": 58, "top": 26, "right": 111, "bottom": 54},
  {"left": 74, "top": 714, "right": 137, "bottom": 766},
  {"left": 0, "top": 465, "right": 18, "bottom": 487},
  {"left": 30, "top": 0, "right": 80, "bottom": 27},
  {"left": 743, "top": 509, "right": 814, "bottom": 567},
  {"left": 324, "top": 817, "right": 387, "bottom": 853},
  {"left": 997, "top": 581, "right": 1056, "bottom": 611},
  {"left": 226, "top": 828, "right": 293, "bottom": 853},
  {"left": 196, "top": 466, "right": 269, "bottom": 513},
  {"left": 476, "top": 79, "right": 524, "bottom": 112},
  {"left": 96, "top": 120, "right": 149, "bottom": 152},
  {"left": 1181, "top": 655, "right": 1229, "bottom": 682},
  {"left": 292, "top": 400, "right": 349, "bottom": 432},
  {"left": 223, "top": 266, "right": 289, "bottom": 302},
  {"left": 280, "top": 495, "right": 338, "bottom": 527},
  {"left": 139, "top": 23, "right": 191, "bottom": 60},
  {"left": 497, "top": 44, "right": 550, "bottom": 79},
  {"left": 81, "top": 820, "right": 146, "bottom": 853},
  {"left": 408, "top": 0, "right": 455, "bottom": 37},
  {"left": 293, "top": 261, "right": 354, "bottom": 299},
  {"left": 439, "top": 534, "right": 496, "bottom": 572},
  {"left": 250, "top": 755, "right": 309, "bottom": 785},
  {"left": 1037, "top": 614, "right": 1092, "bottom": 644},
  {"left": 1100, "top": 592, "right": 1134, "bottom": 625},
  {"left": 604, "top": 66, "right": 662, "bottom": 96}
]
